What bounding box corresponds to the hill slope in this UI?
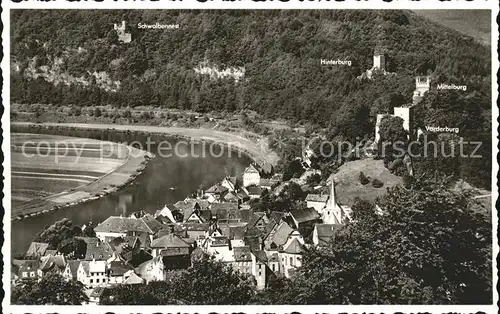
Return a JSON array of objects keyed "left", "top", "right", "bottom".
[{"left": 10, "top": 10, "right": 492, "bottom": 188}]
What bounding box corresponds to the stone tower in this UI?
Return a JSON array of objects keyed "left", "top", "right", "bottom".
[
  {"left": 393, "top": 106, "right": 415, "bottom": 139},
  {"left": 373, "top": 54, "right": 386, "bottom": 71},
  {"left": 412, "top": 76, "right": 431, "bottom": 104}
]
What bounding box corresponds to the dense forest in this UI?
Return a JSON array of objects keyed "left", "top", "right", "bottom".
[{"left": 10, "top": 10, "right": 492, "bottom": 188}]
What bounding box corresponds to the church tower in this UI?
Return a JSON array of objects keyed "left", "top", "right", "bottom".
[{"left": 323, "top": 178, "right": 342, "bottom": 224}]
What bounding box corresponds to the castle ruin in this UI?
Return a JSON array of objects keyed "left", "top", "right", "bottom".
[
  {"left": 374, "top": 76, "right": 431, "bottom": 142},
  {"left": 113, "top": 21, "right": 132, "bottom": 44}
]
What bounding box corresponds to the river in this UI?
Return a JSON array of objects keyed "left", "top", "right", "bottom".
[{"left": 11, "top": 129, "right": 251, "bottom": 255}]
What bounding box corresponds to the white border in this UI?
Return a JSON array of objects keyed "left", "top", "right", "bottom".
[{"left": 2, "top": 1, "right": 498, "bottom": 313}]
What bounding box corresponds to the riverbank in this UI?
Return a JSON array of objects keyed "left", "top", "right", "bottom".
[
  {"left": 11, "top": 122, "right": 279, "bottom": 171},
  {"left": 11, "top": 133, "right": 153, "bottom": 221}
]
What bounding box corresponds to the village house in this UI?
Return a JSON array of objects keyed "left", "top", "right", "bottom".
[
  {"left": 243, "top": 164, "right": 260, "bottom": 187},
  {"left": 173, "top": 198, "right": 210, "bottom": 220},
  {"left": 286, "top": 207, "right": 322, "bottom": 230},
  {"left": 312, "top": 224, "right": 342, "bottom": 247},
  {"left": 221, "top": 176, "right": 238, "bottom": 192},
  {"left": 203, "top": 235, "right": 233, "bottom": 262},
  {"left": 107, "top": 260, "right": 134, "bottom": 284},
  {"left": 259, "top": 178, "right": 279, "bottom": 190},
  {"left": 247, "top": 186, "right": 263, "bottom": 199},
  {"left": 88, "top": 287, "right": 106, "bottom": 304},
  {"left": 37, "top": 254, "right": 66, "bottom": 277},
  {"left": 248, "top": 212, "right": 271, "bottom": 232},
  {"left": 230, "top": 246, "right": 253, "bottom": 275},
  {"left": 251, "top": 250, "right": 268, "bottom": 290},
  {"left": 305, "top": 193, "right": 329, "bottom": 212},
  {"left": 77, "top": 260, "right": 108, "bottom": 288},
  {"left": 183, "top": 206, "right": 212, "bottom": 224},
  {"left": 63, "top": 260, "right": 81, "bottom": 281},
  {"left": 94, "top": 214, "right": 162, "bottom": 243},
  {"left": 154, "top": 204, "right": 178, "bottom": 224},
  {"left": 278, "top": 230, "right": 305, "bottom": 278},
  {"left": 25, "top": 242, "right": 49, "bottom": 259},
  {"left": 267, "top": 253, "right": 280, "bottom": 274},
  {"left": 84, "top": 240, "right": 114, "bottom": 261},
  {"left": 264, "top": 220, "right": 294, "bottom": 250},
  {"left": 204, "top": 184, "right": 229, "bottom": 202},
  {"left": 123, "top": 272, "right": 144, "bottom": 285},
  {"left": 176, "top": 223, "right": 210, "bottom": 246},
  {"left": 210, "top": 202, "right": 241, "bottom": 223},
  {"left": 108, "top": 236, "right": 141, "bottom": 263},
  {"left": 135, "top": 256, "right": 165, "bottom": 282},
  {"left": 18, "top": 260, "right": 40, "bottom": 280},
  {"left": 150, "top": 234, "right": 191, "bottom": 269}
]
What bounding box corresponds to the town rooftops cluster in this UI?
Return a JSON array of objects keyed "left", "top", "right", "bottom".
[{"left": 13, "top": 160, "right": 358, "bottom": 303}]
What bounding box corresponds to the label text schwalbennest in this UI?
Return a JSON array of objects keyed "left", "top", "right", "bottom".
[{"left": 138, "top": 23, "right": 180, "bottom": 29}]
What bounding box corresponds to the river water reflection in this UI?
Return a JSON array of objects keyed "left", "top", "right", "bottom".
[{"left": 11, "top": 129, "right": 251, "bottom": 255}]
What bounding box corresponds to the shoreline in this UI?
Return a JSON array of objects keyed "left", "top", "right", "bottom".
[
  {"left": 11, "top": 121, "right": 279, "bottom": 169},
  {"left": 11, "top": 135, "right": 154, "bottom": 221},
  {"left": 10, "top": 122, "right": 279, "bottom": 221}
]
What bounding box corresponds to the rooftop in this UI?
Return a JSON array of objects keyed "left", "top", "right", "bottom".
[
  {"left": 305, "top": 193, "right": 329, "bottom": 203},
  {"left": 151, "top": 234, "right": 190, "bottom": 249},
  {"left": 283, "top": 238, "right": 303, "bottom": 254},
  {"left": 26, "top": 242, "right": 49, "bottom": 257},
  {"left": 233, "top": 246, "right": 252, "bottom": 262},
  {"left": 244, "top": 164, "right": 259, "bottom": 174},
  {"left": 290, "top": 207, "right": 321, "bottom": 224},
  {"left": 94, "top": 215, "right": 161, "bottom": 234}
]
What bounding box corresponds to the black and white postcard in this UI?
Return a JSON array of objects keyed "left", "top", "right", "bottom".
[{"left": 1, "top": 1, "right": 498, "bottom": 314}]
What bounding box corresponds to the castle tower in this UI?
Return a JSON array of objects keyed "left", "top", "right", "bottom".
[
  {"left": 415, "top": 76, "right": 431, "bottom": 95},
  {"left": 393, "top": 106, "right": 415, "bottom": 140},
  {"left": 412, "top": 76, "right": 431, "bottom": 105},
  {"left": 113, "top": 21, "right": 132, "bottom": 43},
  {"left": 373, "top": 54, "right": 386, "bottom": 71}
]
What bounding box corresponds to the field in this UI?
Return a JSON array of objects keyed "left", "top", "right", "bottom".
[
  {"left": 11, "top": 133, "right": 149, "bottom": 218},
  {"left": 331, "top": 159, "right": 402, "bottom": 205}
]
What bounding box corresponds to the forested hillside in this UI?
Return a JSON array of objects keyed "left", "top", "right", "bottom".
[{"left": 10, "top": 10, "right": 492, "bottom": 188}]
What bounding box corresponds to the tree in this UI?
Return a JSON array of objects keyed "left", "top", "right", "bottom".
[
  {"left": 378, "top": 115, "right": 407, "bottom": 144},
  {"left": 94, "top": 107, "right": 102, "bottom": 117},
  {"left": 12, "top": 273, "right": 88, "bottom": 305},
  {"left": 106, "top": 29, "right": 119, "bottom": 45},
  {"left": 101, "top": 258, "right": 256, "bottom": 305},
  {"left": 273, "top": 174, "right": 492, "bottom": 304},
  {"left": 371, "top": 178, "right": 384, "bottom": 188},
  {"left": 82, "top": 222, "right": 96, "bottom": 237},
  {"left": 122, "top": 109, "right": 132, "bottom": 119},
  {"left": 58, "top": 238, "right": 87, "bottom": 259},
  {"left": 359, "top": 171, "right": 370, "bottom": 185},
  {"left": 34, "top": 218, "right": 76, "bottom": 249},
  {"left": 306, "top": 173, "right": 321, "bottom": 186},
  {"left": 282, "top": 159, "right": 304, "bottom": 181}
]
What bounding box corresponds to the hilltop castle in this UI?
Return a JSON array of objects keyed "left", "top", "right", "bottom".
[
  {"left": 358, "top": 50, "right": 396, "bottom": 80},
  {"left": 374, "top": 75, "right": 431, "bottom": 142},
  {"left": 113, "top": 21, "right": 132, "bottom": 43}
]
